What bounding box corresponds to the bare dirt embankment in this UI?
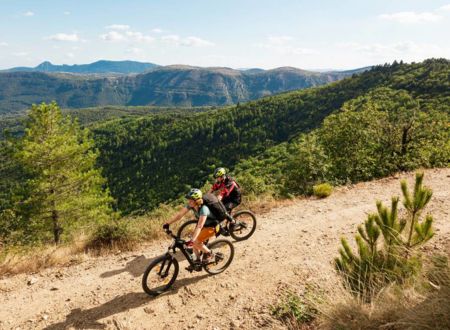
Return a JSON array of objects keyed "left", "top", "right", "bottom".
[{"left": 1, "top": 168, "right": 449, "bottom": 330}]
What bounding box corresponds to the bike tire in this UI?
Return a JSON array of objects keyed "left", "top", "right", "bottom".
[
  {"left": 142, "top": 255, "right": 179, "bottom": 296},
  {"left": 229, "top": 210, "right": 257, "bottom": 241},
  {"left": 176, "top": 219, "right": 197, "bottom": 240},
  {"left": 203, "top": 239, "right": 234, "bottom": 275}
]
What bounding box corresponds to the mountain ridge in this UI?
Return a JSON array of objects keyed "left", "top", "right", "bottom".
[
  {"left": 0, "top": 65, "right": 369, "bottom": 114},
  {"left": 2, "top": 60, "right": 159, "bottom": 74}
]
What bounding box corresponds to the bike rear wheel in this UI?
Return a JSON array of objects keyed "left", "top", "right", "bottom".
[
  {"left": 203, "top": 239, "right": 234, "bottom": 275},
  {"left": 229, "top": 210, "right": 257, "bottom": 241},
  {"left": 177, "top": 219, "right": 197, "bottom": 240},
  {"left": 142, "top": 255, "right": 179, "bottom": 296}
]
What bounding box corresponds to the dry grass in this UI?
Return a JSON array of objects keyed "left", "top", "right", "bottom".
[
  {"left": 0, "top": 196, "right": 300, "bottom": 277},
  {"left": 239, "top": 193, "right": 296, "bottom": 215},
  {"left": 0, "top": 237, "right": 88, "bottom": 276},
  {"left": 0, "top": 204, "right": 182, "bottom": 276},
  {"left": 315, "top": 255, "right": 450, "bottom": 329},
  {"left": 271, "top": 252, "right": 450, "bottom": 330}
]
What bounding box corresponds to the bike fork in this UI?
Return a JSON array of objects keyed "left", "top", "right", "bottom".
[{"left": 159, "top": 256, "right": 173, "bottom": 277}]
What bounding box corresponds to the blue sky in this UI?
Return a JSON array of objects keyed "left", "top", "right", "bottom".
[{"left": 0, "top": 0, "right": 449, "bottom": 70}]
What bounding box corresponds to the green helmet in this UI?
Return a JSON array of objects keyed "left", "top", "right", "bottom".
[
  {"left": 213, "top": 167, "right": 226, "bottom": 178},
  {"left": 185, "top": 188, "right": 202, "bottom": 200}
]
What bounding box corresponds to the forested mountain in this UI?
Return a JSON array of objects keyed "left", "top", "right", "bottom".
[
  {"left": 2, "top": 60, "right": 159, "bottom": 74},
  {"left": 0, "top": 65, "right": 365, "bottom": 114},
  {"left": 0, "top": 105, "right": 213, "bottom": 138},
  {"left": 91, "top": 59, "right": 450, "bottom": 213}
]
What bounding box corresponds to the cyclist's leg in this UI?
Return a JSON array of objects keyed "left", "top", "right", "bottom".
[
  {"left": 193, "top": 227, "right": 215, "bottom": 254},
  {"left": 223, "top": 196, "right": 240, "bottom": 213}
]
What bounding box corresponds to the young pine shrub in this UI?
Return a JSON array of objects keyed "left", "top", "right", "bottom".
[
  {"left": 312, "top": 183, "right": 333, "bottom": 198},
  {"left": 335, "top": 172, "right": 434, "bottom": 301}
]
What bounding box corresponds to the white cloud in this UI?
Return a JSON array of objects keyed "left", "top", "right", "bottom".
[
  {"left": 161, "top": 34, "right": 180, "bottom": 44},
  {"left": 255, "top": 36, "right": 318, "bottom": 55},
  {"left": 63, "top": 11, "right": 71, "bottom": 15},
  {"left": 100, "top": 31, "right": 126, "bottom": 41},
  {"left": 182, "top": 36, "right": 214, "bottom": 47},
  {"left": 439, "top": 4, "right": 450, "bottom": 11},
  {"left": 152, "top": 28, "right": 163, "bottom": 33},
  {"left": 125, "top": 31, "right": 154, "bottom": 43},
  {"left": 161, "top": 34, "right": 214, "bottom": 47},
  {"left": 45, "top": 33, "right": 80, "bottom": 42},
  {"left": 23, "top": 11, "right": 34, "bottom": 17},
  {"left": 379, "top": 11, "right": 441, "bottom": 23},
  {"left": 13, "top": 52, "right": 28, "bottom": 57},
  {"left": 0, "top": 42, "right": 8, "bottom": 47},
  {"left": 337, "top": 41, "right": 446, "bottom": 59},
  {"left": 105, "top": 24, "right": 130, "bottom": 31},
  {"left": 267, "top": 35, "right": 294, "bottom": 45},
  {"left": 126, "top": 47, "right": 144, "bottom": 55},
  {"left": 66, "top": 52, "right": 75, "bottom": 58},
  {"left": 100, "top": 29, "right": 154, "bottom": 43}
]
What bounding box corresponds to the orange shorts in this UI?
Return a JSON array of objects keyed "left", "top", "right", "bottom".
[{"left": 196, "top": 227, "right": 216, "bottom": 243}]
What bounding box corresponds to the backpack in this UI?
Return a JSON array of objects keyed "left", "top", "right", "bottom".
[
  {"left": 224, "top": 176, "right": 242, "bottom": 202},
  {"left": 202, "top": 192, "right": 228, "bottom": 220}
]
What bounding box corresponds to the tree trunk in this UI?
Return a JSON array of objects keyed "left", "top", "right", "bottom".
[
  {"left": 50, "top": 189, "right": 62, "bottom": 244},
  {"left": 52, "top": 209, "right": 62, "bottom": 244}
]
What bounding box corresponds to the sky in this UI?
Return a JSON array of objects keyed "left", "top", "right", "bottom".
[{"left": 0, "top": 0, "right": 449, "bottom": 70}]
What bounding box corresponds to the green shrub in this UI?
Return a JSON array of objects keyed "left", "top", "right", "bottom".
[
  {"left": 87, "top": 220, "right": 138, "bottom": 252},
  {"left": 283, "top": 133, "right": 331, "bottom": 195},
  {"left": 313, "top": 183, "right": 333, "bottom": 198},
  {"left": 271, "top": 291, "right": 318, "bottom": 326}
]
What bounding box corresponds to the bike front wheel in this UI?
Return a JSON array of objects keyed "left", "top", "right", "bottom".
[
  {"left": 203, "top": 239, "right": 234, "bottom": 275},
  {"left": 142, "top": 255, "right": 179, "bottom": 296},
  {"left": 229, "top": 210, "right": 257, "bottom": 241}
]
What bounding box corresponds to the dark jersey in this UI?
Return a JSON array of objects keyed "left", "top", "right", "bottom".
[{"left": 211, "top": 175, "right": 241, "bottom": 203}]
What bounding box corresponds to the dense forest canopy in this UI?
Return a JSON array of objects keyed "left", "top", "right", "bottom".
[
  {"left": 92, "top": 59, "right": 450, "bottom": 213},
  {"left": 0, "top": 59, "right": 448, "bottom": 246}
]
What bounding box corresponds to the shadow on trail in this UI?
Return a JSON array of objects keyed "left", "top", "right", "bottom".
[
  {"left": 100, "top": 253, "right": 189, "bottom": 279},
  {"left": 100, "top": 233, "right": 247, "bottom": 279},
  {"left": 44, "top": 273, "right": 209, "bottom": 330}
]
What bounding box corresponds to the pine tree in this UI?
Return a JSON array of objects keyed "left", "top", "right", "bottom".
[
  {"left": 335, "top": 172, "right": 435, "bottom": 300},
  {"left": 401, "top": 172, "right": 434, "bottom": 252},
  {"left": 17, "top": 102, "right": 115, "bottom": 244}
]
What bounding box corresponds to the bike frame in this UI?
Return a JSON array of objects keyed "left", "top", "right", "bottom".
[{"left": 162, "top": 230, "right": 200, "bottom": 272}]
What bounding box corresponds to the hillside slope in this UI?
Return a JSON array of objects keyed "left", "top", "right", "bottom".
[
  {"left": 92, "top": 58, "right": 450, "bottom": 214},
  {"left": 0, "top": 66, "right": 358, "bottom": 114},
  {"left": 0, "top": 168, "right": 448, "bottom": 329}
]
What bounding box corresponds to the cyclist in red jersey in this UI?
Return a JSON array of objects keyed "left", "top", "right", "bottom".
[{"left": 209, "top": 167, "right": 241, "bottom": 213}]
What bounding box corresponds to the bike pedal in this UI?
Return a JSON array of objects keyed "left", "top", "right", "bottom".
[{"left": 185, "top": 267, "right": 194, "bottom": 273}]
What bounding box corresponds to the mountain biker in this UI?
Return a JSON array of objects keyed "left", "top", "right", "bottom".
[
  {"left": 163, "top": 188, "right": 219, "bottom": 266},
  {"left": 209, "top": 167, "right": 241, "bottom": 213}
]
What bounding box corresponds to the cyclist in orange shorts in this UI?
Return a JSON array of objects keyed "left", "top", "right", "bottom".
[{"left": 163, "top": 188, "right": 219, "bottom": 267}]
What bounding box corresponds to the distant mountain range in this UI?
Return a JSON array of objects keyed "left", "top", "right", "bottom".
[
  {"left": 0, "top": 61, "right": 370, "bottom": 114},
  {"left": 2, "top": 60, "right": 159, "bottom": 74}
]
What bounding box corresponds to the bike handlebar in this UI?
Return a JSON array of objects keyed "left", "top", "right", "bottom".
[
  {"left": 164, "top": 228, "right": 187, "bottom": 245},
  {"left": 164, "top": 228, "right": 176, "bottom": 238}
]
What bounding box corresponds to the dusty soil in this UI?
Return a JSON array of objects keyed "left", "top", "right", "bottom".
[{"left": 1, "top": 168, "right": 449, "bottom": 330}]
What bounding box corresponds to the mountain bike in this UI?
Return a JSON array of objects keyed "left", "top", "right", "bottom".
[
  {"left": 142, "top": 228, "right": 234, "bottom": 296},
  {"left": 177, "top": 209, "right": 257, "bottom": 242}
]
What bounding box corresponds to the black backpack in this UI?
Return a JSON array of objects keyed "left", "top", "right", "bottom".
[{"left": 202, "top": 192, "right": 228, "bottom": 220}]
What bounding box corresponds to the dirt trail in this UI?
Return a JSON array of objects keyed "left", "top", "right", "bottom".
[{"left": 1, "top": 169, "right": 449, "bottom": 330}]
